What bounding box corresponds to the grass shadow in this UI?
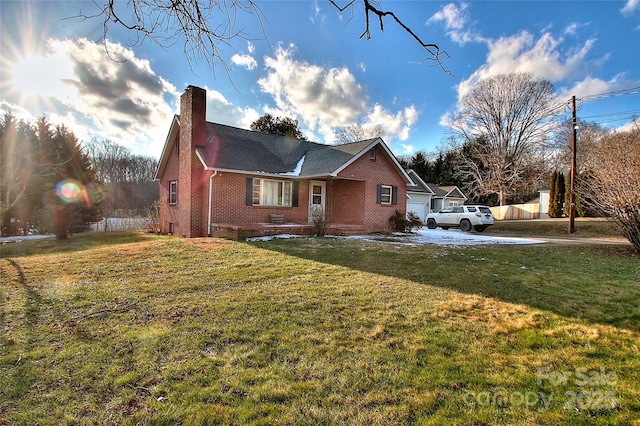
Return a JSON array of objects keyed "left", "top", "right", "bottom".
[{"left": 249, "top": 237, "right": 640, "bottom": 333}]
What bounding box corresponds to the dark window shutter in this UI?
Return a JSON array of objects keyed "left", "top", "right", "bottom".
[
  {"left": 392, "top": 186, "right": 398, "bottom": 205},
  {"left": 376, "top": 184, "right": 382, "bottom": 204},
  {"left": 292, "top": 181, "right": 299, "bottom": 207},
  {"left": 246, "top": 177, "right": 253, "bottom": 206}
]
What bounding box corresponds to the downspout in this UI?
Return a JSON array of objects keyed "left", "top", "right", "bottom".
[{"left": 207, "top": 170, "right": 217, "bottom": 237}]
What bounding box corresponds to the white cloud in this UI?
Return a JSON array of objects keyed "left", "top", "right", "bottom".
[
  {"left": 0, "top": 100, "right": 32, "bottom": 121},
  {"left": 621, "top": 0, "right": 640, "bottom": 15},
  {"left": 427, "top": 3, "right": 478, "bottom": 45},
  {"left": 3, "top": 37, "right": 178, "bottom": 156},
  {"left": 555, "top": 76, "right": 623, "bottom": 100},
  {"left": 366, "top": 104, "right": 418, "bottom": 142},
  {"left": 616, "top": 118, "right": 640, "bottom": 133},
  {"left": 455, "top": 31, "right": 596, "bottom": 102},
  {"left": 231, "top": 53, "right": 257, "bottom": 70},
  {"left": 203, "top": 87, "right": 260, "bottom": 129},
  {"left": 257, "top": 44, "right": 418, "bottom": 147}
]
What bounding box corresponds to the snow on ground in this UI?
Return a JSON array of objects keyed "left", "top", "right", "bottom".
[
  {"left": 362, "top": 228, "right": 544, "bottom": 246},
  {"left": 246, "top": 234, "right": 303, "bottom": 242},
  {"left": 0, "top": 234, "right": 55, "bottom": 244},
  {"left": 247, "top": 228, "right": 545, "bottom": 246}
]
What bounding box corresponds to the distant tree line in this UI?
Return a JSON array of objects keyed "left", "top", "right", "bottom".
[{"left": 84, "top": 138, "right": 159, "bottom": 218}]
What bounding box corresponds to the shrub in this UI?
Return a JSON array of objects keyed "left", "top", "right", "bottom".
[
  {"left": 310, "top": 207, "right": 329, "bottom": 237},
  {"left": 388, "top": 210, "right": 422, "bottom": 233}
]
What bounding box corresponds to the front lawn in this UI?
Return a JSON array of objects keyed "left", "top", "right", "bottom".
[{"left": 1, "top": 232, "right": 638, "bottom": 425}]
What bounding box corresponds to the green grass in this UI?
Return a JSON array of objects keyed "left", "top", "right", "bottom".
[
  {"left": 488, "top": 218, "right": 621, "bottom": 239},
  {"left": 1, "top": 232, "right": 639, "bottom": 425}
]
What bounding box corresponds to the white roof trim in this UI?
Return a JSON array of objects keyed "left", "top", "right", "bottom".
[{"left": 154, "top": 115, "right": 180, "bottom": 181}]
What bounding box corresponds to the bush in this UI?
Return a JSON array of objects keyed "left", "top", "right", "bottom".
[
  {"left": 310, "top": 207, "right": 329, "bottom": 237},
  {"left": 388, "top": 210, "right": 422, "bottom": 233},
  {"left": 580, "top": 123, "right": 640, "bottom": 252}
]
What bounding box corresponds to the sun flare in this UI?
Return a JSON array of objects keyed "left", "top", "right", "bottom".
[{"left": 10, "top": 50, "right": 76, "bottom": 101}]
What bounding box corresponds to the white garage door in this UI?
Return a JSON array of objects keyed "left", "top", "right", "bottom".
[{"left": 407, "top": 202, "right": 426, "bottom": 221}]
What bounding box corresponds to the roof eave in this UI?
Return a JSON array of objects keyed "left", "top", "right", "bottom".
[{"left": 154, "top": 115, "right": 180, "bottom": 181}]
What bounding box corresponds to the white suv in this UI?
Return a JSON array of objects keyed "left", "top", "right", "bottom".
[{"left": 425, "top": 205, "right": 494, "bottom": 232}]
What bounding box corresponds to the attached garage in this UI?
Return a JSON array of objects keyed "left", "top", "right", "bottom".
[
  {"left": 406, "top": 170, "right": 434, "bottom": 222},
  {"left": 407, "top": 201, "right": 427, "bottom": 221}
]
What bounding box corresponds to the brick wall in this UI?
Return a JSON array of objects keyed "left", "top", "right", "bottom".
[
  {"left": 159, "top": 141, "right": 180, "bottom": 234},
  {"left": 210, "top": 173, "right": 311, "bottom": 224},
  {"left": 331, "top": 179, "right": 365, "bottom": 225},
  {"left": 337, "top": 146, "right": 407, "bottom": 232}
]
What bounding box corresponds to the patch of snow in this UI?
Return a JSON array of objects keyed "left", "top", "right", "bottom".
[
  {"left": 280, "top": 155, "right": 306, "bottom": 177},
  {"left": 0, "top": 234, "right": 55, "bottom": 244},
  {"left": 352, "top": 228, "right": 544, "bottom": 246},
  {"left": 246, "top": 234, "right": 304, "bottom": 242},
  {"left": 247, "top": 228, "right": 545, "bottom": 246}
]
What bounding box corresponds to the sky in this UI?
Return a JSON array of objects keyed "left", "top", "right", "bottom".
[{"left": 1, "top": 0, "right": 639, "bottom": 159}]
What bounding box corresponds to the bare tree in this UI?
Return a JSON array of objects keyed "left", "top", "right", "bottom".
[
  {"left": 580, "top": 123, "right": 640, "bottom": 252},
  {"left": 333, "top": 123, "right": 384, "bottom": 144},
  {"left": 449, "top": 73, "right": 560, "bottom": 206},
  {"left": 550, "top": 119, "right": 605, "bottom": 173},
  {"left": 79, "top": 0, "right": 449, "bottom": 73},
  {"left": 84, "top": 138, "right": 159, "bottom": 217}
]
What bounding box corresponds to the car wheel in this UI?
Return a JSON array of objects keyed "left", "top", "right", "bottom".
[
  {"left": 426, "top": 218, "right": 437, "bottom": 229},
  {"left": 474, "top": 225, "right": 487, "bottom": 232},
  {"left": 460, "top": 219, "right": 472, "bottom": 232}
]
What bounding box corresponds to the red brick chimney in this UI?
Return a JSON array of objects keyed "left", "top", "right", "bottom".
[{"left": 178, "top": 86, "right": 207, "bottom": 237}]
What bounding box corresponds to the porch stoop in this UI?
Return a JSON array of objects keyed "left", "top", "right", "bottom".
[
  {"left": 326, "top": 224, "right": 367, "bottom": 236},
  {"left": 209, "top": 223, "right": 367, "bottom": 239}
]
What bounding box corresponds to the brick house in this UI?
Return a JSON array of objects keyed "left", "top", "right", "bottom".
[{"left": 155, "top": 86, "right": 412, "bottom": 238}]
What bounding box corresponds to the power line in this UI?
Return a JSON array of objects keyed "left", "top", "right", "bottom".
[
  {"left": 580, "top": 86, "right": 640, "bottom": 101},
  {"left": 580, "top": 109, "right": 640, "bottom": 119}
]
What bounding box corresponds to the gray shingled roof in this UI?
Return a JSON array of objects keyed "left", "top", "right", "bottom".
[
  {"left": 197, "top": 122, "right": 380, "bottom": 177},
  {"left": 427, "top": 183, "right": 466, "bottom": 199},
  {"left": 407, "top": 170, "right": 434, "bottom": 194}
]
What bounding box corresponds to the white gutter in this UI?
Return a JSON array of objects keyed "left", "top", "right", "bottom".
[{"left": 207, "top": 170, "right": 217, "bottom": 237}]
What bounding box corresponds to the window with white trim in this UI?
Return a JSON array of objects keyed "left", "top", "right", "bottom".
[
  {"left": 252, "top": 178, "right": 292, "bottom": 206},
  {"left": 169, "top": 180, "right": 178, "bottom": 204},
  {"left": 380, "top": 185, "right": 393, "bottom": 204}
]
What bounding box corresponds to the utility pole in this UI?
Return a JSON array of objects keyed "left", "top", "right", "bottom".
[{"left": 569, "top": 95, "right": 577, "bottom": 234}]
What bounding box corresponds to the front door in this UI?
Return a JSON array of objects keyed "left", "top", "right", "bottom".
[{"left": 308, "top": 180, "right": 326, "bottom": 222}]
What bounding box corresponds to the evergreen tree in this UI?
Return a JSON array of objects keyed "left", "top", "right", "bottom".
[
  {"left": 548, "top": 171, "right": 558, "bottom": 217},
  {"left": 564, "top": 173, "right": 572, "bottom": 217},
  {"left": 556, "top": 172, "right": 566, "bottom": 217},
  {"left": 0, "top": 114, "right": 101, "bottom": 237}
]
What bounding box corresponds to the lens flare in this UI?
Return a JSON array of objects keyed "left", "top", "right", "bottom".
[{"left": 55, "top": 179, "right": 86, "bottom": 204}]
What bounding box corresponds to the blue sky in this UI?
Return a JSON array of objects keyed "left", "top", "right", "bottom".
[{"left": 1, "top": 0, "right": 639, "bottom": 158}]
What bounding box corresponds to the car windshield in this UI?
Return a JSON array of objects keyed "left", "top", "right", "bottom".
[{"left": 479, "top": 207, "right": 492, "bottom": 213}]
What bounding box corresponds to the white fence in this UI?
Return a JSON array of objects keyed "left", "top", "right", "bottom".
[
  {"left": 89, "top": 217, "right": 150, "bottom": 232},
  {"left": 490, "top": 203, "right": 540, "bottom": 220}
]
